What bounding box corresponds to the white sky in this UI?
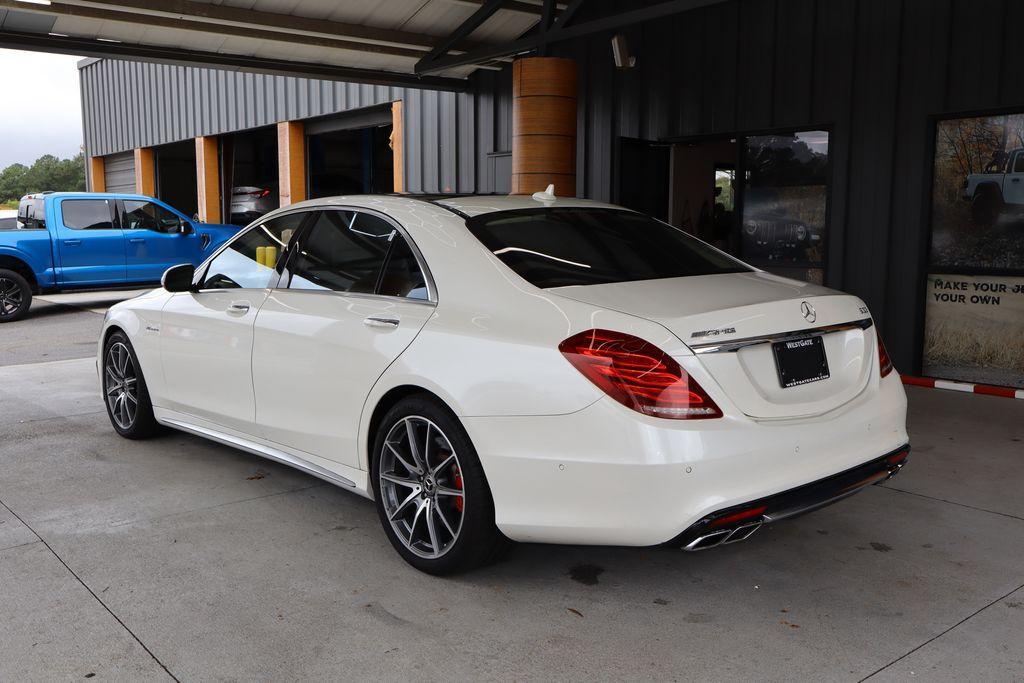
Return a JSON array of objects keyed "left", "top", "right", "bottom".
[{"left": 0, "top": 49, "right": 83, "bottom": 169}]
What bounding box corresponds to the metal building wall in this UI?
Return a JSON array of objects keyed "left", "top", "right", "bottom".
[{"left": 79, "top": 59, "right": 500, "bottom": 195}]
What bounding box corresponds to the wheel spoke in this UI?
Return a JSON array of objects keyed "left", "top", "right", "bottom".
[
  {"left": 433, "top": 501, "right": 457, "bottom": 539},
  {"left": 385, "top": 441, "right": 419, "bottom": 477},
  {"left": 409, "top": 498, "right": 427, "bottom": 541},
  {"left": 424, "top": 499, "right": 440, "bottom": 553},
  {"left": 435, "top": 485, "right": 463, "bottom": 499},
  {"left": 431, "top": 453, "right": 456, "bottom": 477},
  {"left": 388, "top": 488, "right": 420, "bottom": 522},
  {"left": 380, "top": 471, "right": 418, "bottom": 489},
  {"left": 405, "top": 419, "right": 425, "bottom": 473}
]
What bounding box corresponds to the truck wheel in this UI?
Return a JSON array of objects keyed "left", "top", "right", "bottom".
[
  {"left": 0, "top": 269, "right": 31, "bottom": 323},
  {"left": 971, "top": 187, "right": 1002, "bottom": 227}
]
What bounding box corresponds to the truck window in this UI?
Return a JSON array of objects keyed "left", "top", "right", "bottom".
[
  {"left": 1014, "top": 153, "right": 1024, "bottom": 173},
  {"left": 62, "top": 199, "right": 114, "bottom": 230},
  {"left": 121, "top": 200, "right": 182, "bottom": 233}
]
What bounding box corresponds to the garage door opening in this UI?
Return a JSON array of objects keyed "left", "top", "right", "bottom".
[
  {"left": 306, "top": 105, "right": 394, "bottom": 199},
  {"left": 155, "top": 141, "right": 198, "bottom": 217},
  {"left": 222, "top": 126, "right": 280, "bottom": 226}
]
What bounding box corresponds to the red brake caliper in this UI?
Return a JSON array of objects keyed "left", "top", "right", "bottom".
[{"left": 453, "top": 467, "right": 464, "bottom": 512}]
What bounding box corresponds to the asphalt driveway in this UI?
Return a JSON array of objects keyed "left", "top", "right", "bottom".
[{"left": 0, "top": 291, "right": 1021, "bottom": 681}]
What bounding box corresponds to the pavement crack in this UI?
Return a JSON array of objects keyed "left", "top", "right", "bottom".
[
  {"left": 880, "top": 484, "right": 1024, "bottom": 523},
  {"left": 0, "top": 497, "right": 180, "bottom": 682},
  {"left": 0, "top": 539, "right": 43, "bottom": 554},
  {"left": 859, "top": 583, "right": 1024, "bottom": 681}
]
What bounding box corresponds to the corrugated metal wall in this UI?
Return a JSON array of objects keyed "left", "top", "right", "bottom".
[
  {"left": 79, "top": 59, "right": 507, "bottom": 195},
  {"left": 550, "top": 0, "right": 1024, "bottom": 374},
  {"left": 103, "top": 151, "right": 135, "bottom": 194}
]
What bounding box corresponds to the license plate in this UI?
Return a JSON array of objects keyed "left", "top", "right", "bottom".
[{"left": 772, "top": 336, "right": 830, "bottom": 388}]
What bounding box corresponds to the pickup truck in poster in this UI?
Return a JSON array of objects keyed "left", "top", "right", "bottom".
[{"left": 962, "top": 147, "right": 1024, "bottom": 226}]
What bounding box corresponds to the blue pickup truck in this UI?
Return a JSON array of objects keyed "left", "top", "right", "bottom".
[{"left": 0, "top": 192, "right": 239, "bottom": 322}]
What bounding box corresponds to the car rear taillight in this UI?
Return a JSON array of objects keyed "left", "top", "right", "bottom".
[
  {"left": 877, "top": 330, "right": 894, "bottom": 378},
  {"left": 559, "top": 329, "right": 722, "bottom": 419},
  {"left": 256, "top": 189, "right": 271, "bottom": 198}
]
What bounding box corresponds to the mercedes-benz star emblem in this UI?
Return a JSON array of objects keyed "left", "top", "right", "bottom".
[{"left": 800, "top": 301, "right": 816, "bottom": 323}]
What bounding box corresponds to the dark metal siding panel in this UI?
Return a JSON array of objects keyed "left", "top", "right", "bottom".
[
  {"left": 772, "top": 0, "right": 816, "bottom": 127},
  {"left": 842, "top": 0, "right": 903, "bottom": 318},
  {"left": 886, "top": 0, "right": 953, "bottom": 369},
  {"left": 736, "top": 0, "right": 776, "bottom": 130},
  {"left": 79, "top": 59, "right": 482, "bottom": 197},
  {"left": 946, "top": 0, "right": 1004, "bottom": 112}
]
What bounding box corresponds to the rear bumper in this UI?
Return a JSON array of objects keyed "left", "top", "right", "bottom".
[
  {"left": 670, "top": 444, "right": 910, "bottom": 550},
  {"left": 464, "top": 371, "right": 909, "bottom": 546}
]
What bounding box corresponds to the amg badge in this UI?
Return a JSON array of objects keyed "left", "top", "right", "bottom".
[{"left": 691, "top": 327, "right": 737, "bottom": 339}]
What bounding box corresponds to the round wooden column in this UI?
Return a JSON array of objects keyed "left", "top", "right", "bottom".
[{"left": 511, "top": 57, "right": 577, "bottom": 196}]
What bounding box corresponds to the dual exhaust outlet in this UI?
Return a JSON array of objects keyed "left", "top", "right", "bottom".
[{"left": 683, "top": 519, "right": 763, "bottom": 551}]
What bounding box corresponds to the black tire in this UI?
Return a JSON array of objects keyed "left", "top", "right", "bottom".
[
  {"left": 102, "top": 331, "right": 160, "bottom": 439},
  {"left": 371, "top": 394, "right": 512, "bottom": 574},
  {"left": 971, "top": 187, "right": 1002, "bottom": 227},
  {"left": 0, "top": 268, "right": 32, "bottom": 323}
]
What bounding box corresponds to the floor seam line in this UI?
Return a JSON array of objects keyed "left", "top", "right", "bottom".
[
  {"left": 880, "top": 485, "right": 1024, "bottom": 522},
  {"left": 859, "top": 582, "right": 1024, "bottom": 681},
  {"left": 0, "top": 496, "right": 180, "bottom": 683}
]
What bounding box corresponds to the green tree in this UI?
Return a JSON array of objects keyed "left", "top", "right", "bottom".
[{"left": 0, "top": 152, "right": 86, "bottom": 202}]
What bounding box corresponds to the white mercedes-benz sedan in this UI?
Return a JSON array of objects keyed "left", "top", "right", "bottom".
[{"left": 98, "top": 193, "right": 909, "bottom": 574}]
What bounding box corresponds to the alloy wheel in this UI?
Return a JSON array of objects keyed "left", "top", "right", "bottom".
[
  {"left": 105, "top": 342, "right": 139, "bottom": 430},
  {"left": 379, "top": 416, "right": 465, "bottom": 559},
  {"left": 0, "top": 277, "right": 22, "bottom": 317}
]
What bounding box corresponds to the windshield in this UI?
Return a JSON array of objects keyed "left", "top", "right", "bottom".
[{"left": 465, "top": 208, "right": 751, "bottom": 288}]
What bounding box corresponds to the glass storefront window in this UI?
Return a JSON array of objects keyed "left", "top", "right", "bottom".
[
  {"left": 924, "top": 112, "right": 1024, "bottom": 388},
  {"left": 740, "top": 131, "right": 829, "bottom": 283}
]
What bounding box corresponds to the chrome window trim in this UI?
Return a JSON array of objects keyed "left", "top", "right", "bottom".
[{"left": 689, "top": 318, "right": 874, "bottom": 354}]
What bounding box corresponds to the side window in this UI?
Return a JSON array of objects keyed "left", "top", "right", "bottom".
[
  {"left": 1013, "top": 153, "right": 1024, "bottom": 174},
  {"left": 122, "top": 200, "right": 182, "bottom": 233},
  {"left": 379, "top": 235, "right": 429, "bottom": 300},
  {"left": 0, "top": 217, "right": 17, "bottom": 230},
  {"left": 287, "top": 211, "right": 395, "bottom": 293},
  {"left": 200, "top": 212, "right": 307, "bottom": 290},
  {"left": 62, "top": 199, "right": 113, "bottom": 230}
]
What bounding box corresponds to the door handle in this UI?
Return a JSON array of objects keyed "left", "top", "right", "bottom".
[
  {"left": 63, "top": 239, "right": 82, "bottom": 246},
  {"left": 228, "top": 301, "right": 251, "bottom": 314},
  {"left": 1012, "top": 178, "right": 1021, "bottom": 183},
  {"left": 363, "top": 315, "right": 400, "bottom": 328},
  {"left": 129, "top": 237, "right": 146, "bottom": 243}
]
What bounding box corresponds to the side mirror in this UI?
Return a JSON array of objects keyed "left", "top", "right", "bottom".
[
  {"left": 162, "top": 263, "right": 196, "bottom": 293},
  {"left": 179, "top": 220, "right": 194, "bottom": 235}
]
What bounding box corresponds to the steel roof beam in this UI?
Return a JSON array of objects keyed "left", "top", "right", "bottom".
[
  {"left": 0, "top": 30, "right": 470, "bottom": 91},
  {"left": 416, "top": 0, "right": 726, "bottom": 74},
  {"left": 53, "top": 0, "right": 489, "bottom": 53}
]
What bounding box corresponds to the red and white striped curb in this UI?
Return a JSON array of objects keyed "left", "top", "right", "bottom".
[{"left": 902, "top": 375, "right": 1024, "bottom": 399}]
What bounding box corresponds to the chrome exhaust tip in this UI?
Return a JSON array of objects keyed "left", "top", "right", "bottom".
[{"left": 683, "top": 520, "right": 762, "bottom": 551}]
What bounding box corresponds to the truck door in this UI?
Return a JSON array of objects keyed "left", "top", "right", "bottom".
[
  {"left": 119, "top": 199, "right": 198, "bottom": 282},
  {"left": 1004, "top": 151, "right": 1024, "bottom": 206},
  {"left": 54, "top": 198, "right": 126, "bottom": 286}
]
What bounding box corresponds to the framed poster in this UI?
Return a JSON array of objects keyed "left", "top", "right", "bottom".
[{"left": 926, "top": 112, "right": 1024, "bottom": 388}]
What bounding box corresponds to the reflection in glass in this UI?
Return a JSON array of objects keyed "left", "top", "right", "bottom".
[{"left": 740, "top": 131, "right": 828, "bottom": 269}]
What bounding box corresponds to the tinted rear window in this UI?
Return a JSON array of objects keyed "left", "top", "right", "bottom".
[{"left": 466, "top": 208, "right": 751, "bottom": 288}]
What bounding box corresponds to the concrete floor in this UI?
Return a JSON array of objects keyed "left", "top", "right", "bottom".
[{"left": 1, "top": 291, "right": 1022, "bottom": 681}]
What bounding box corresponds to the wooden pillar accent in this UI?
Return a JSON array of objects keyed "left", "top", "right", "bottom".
[
  {"left": 195, "top": 136, "right": 221, "bottom": 223},
  {"left": 511, "top": 57, "right": 577, "bottom": 196},
  {"left": 88, "top": 156, "right": 105, "bottom": 192},
  {"left": 133, "top": 147, "right": 156, "bottom": 196},
  {"left": 277, "top": 120, "right": 306, "bottom": 206},
  {"left": 391, "top": 100, "right": 405, "bottom": 193}
]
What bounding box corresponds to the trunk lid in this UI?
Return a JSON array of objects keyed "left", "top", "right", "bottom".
[{"left": 551, "top": 271, "right": 876, "bottom": 419}]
